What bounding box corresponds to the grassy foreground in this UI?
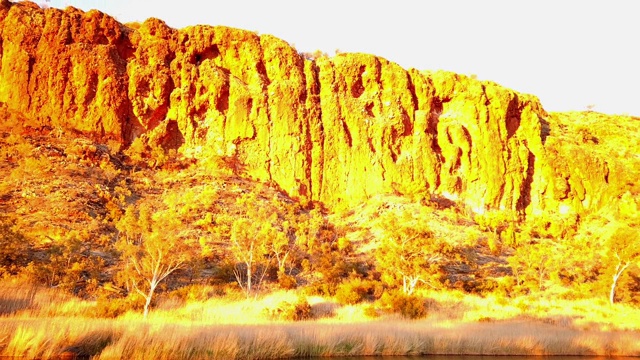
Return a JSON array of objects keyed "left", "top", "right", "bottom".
[
  {"left": 2, "top": 283, "right": 640, "bottom": 359},
  {"left": 3, "top": 318, "right": 640, "bottom": 359}
]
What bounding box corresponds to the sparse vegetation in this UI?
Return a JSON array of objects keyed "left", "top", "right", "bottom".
[{"left": 0, "top": 109, "right": 639, "bottom": 357}]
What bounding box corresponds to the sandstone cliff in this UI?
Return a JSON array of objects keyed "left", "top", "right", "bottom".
[{"left": 1, "top": 1, "right": 633, "bottom": 216}]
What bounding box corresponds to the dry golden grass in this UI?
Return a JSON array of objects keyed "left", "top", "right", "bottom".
[
  {"left": 2, "top": 284, "right": 640, "bottom": 358},
  {"left": 2, "top": 317, "right": 639, "bottom": 359},
  {"left": 0, "top": 278, "right": 96, "bottom": 318}
]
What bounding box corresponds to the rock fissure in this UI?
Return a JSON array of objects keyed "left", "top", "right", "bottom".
[{"left": 25, "top": 55, "right": 35, "bottom": 109}]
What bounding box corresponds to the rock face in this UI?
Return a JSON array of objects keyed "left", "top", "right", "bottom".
[
  {"left": 0, "top": 1, "right": 131, "bottom": 138},
  {"left": 0, "top": 1, "right": 621, "bottom": 215}
]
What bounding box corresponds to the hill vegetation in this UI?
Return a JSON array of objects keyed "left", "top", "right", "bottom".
[
  {"left": 1, "top": 105, "right": 639, "bottom": 358},
  {"left": 3, "top": 107, "right": 637, "bottom": 306}
]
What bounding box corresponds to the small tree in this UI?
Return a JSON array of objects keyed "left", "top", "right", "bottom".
[
  {"left": 0, "top": 218, "right": 30, "bottom": 275},
  {"left": 374, "top": 210, "right": 450, "bottom": 295},
  {"left": 25, "top": 231, "right": 104, "bottom": 294},
  {"left": 226, "top": 190, "right": 290, "bottom": 298},
  {"left": 229, "top": 217, "right": 274, "bottom": 298},
  {"left": 606, "top": 224, "right": 640, "bottom": 304},
  {"left": 508, "top": 239, "right": 556, "bottom": 292},
  {"left": 295, "top": 209, "right": 351, "bottom": 295},
  {"left": 115, "top": 204, "right": 196, "bottom": 318},
  {"left": 272, "top": 220, "right": 292, "bottom": 275}
]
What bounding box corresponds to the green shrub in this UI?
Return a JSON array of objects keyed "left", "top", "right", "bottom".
[
  {"left": 363, "top": 305, "right": 380, "bottom": 318},
  {"left": 94, "top": 294, "right": 143, "bottom": 318},
  {"left": 379, "top": 291, "right": 427, "bottom": 319},
  {"left": 303, "top": 282, "right": 336, "bottom": 297},
  {"left": 335, "top": 278, "right": 369, "bottom": 305},
  {"left": 289, "top": 297, "right": 312, "bottom": 321},
  {"left": 369, "top": 280, "right": 385, "bottom": 299},
  {"left": 0, "top": 219, "right": 30, "bottom": 275},
  {"left": 167, "top": 284, "right": 225, "bottom": 302},
  {"left": 267, "top": 296, "right": 312, "bottom": 321},
  {"left": 277, "top": 271, "right": 297, "bottom": 290}
]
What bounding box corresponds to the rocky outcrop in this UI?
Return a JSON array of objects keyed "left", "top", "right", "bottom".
[
  {"left": 0, "top": 1, "right": 621, "bottom": 215},
  {"left": 0, "top": 0, "right": 132, "bottom": 139}
]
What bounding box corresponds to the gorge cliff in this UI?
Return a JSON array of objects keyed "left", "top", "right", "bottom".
[{"left": 1, "top": 0, "right": 635, "bottom": 216}]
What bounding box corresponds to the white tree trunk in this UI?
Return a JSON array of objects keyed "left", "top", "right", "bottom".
[
  {"left": 246, "top": 262, "right": 252, "bottom": 297},
  {"left": 143, "top": 281, "right": 157, "bottom": 319},
  {"left": 610, "top": 261, "right": 630, "bottom": 304},
  {"left": 402, "top": 275, "right": 420, "bottom": 295}
]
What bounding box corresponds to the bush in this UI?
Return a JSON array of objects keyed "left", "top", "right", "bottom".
[
  {"left": 379, "top": 291, "right": 427, "bottom": 319},
  {"left": 334, "top": 278, "right": 378, "bottom": 305},
  {"left": 335, "top": 281, "right": 365, "bottom": 305},
  {"left": 267, "top": 296, "right": 312, "bottom": 321},
  {"left": 363, "top": 305, "right": 380, "bottom": 318},
  {"left": 94, "top": 294, "right": 143, "bottom": 318},
  {"left": 0, "top": 219, "right": 30, "bottom": 275},
  {"left": 167, "top": 284, "right": 226, "bottom": 303},
  {"left": 277, "top": 271, "right": 297, "bottom": 290},
  {"left": 303, "top": 282, "right": 337, "bottom": 297}
]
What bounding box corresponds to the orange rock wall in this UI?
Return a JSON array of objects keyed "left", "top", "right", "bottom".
[{"left": 0, "top": 1, "right": 558, "bottom": 213}]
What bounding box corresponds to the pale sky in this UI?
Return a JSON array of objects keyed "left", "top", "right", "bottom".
[{"left": 42, "top": 0, "right": 639, "bottom": 116}]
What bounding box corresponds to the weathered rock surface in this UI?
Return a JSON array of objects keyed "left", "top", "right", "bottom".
[{"left": 1, "top": 1, "right": 633, "bottom": 215}]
